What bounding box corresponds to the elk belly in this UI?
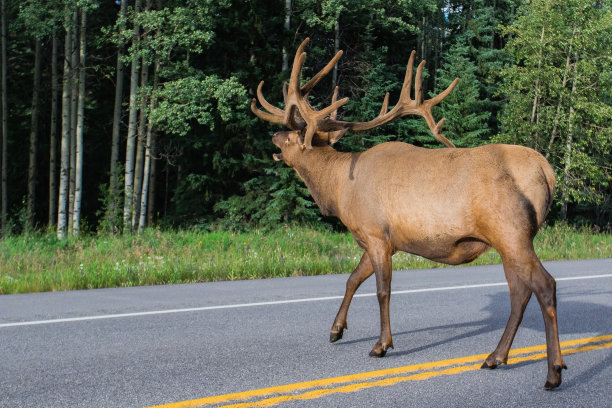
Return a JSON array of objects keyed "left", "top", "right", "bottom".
[{"left": 391, "top": 230, "right": 491, "bottom": 266}]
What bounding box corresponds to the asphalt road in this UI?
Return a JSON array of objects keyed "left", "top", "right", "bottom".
[{"left": 1, "top": 258, "right": 611, "bottom": 408}]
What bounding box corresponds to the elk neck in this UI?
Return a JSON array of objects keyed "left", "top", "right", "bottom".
[{"left": 291, "top": 146, "right": 353, "bottom": 218}]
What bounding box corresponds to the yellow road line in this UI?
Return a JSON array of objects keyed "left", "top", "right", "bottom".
[
  {"left": 220, "top": 341, "right": 612, "bottom": 408},
  {"left": 146, "top": 333, "right": 612, "bottom": 408}
]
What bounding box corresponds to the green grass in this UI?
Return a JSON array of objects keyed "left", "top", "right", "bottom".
[{"left": 0, "top": 223, "right": 610, "bottom": 294}]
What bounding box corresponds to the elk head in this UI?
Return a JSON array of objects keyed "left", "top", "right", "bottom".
[{"left": 252, "top": 37, "right": 460, "bottom": 154}]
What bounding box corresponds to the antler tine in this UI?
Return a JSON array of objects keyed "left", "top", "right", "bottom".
[
  {"left": 284, "top": 39, "right": 309, "bottom": 127},
  {"left": 330, "top": 86, "right": 339, "bottom": 120},
  {"left": 288, "top": 38, "right": 310, "bottom": 97},
  {"left": 436, "top": 118, "right": 446, "bottom": 133},
  {"left": 400, "top": 51, "right": 415, "bottom": 101},
  {"left": 256, "top": 81, "right": 284, "bottom": 116},
  {"left": 379, "top": 92, "right": 390, "bottom": 116},
  {"left": 414, "top": 60, "right": 426, "bottom": 103},
  {"left": 251, "top": 80, "right": 287, "bottom": 125},
  {"left": 251, "top": 81, "right": 304, "bottom": 130},
  {"left": 302, "top": 50, "right": 343, "bottom": 96},
  {"left": 251, "top": 98, "right": 286, "bottom": 125},
  {"left": 402, "top": 50, "right": 416, "bottom": 99},
  {"left": 426, "top": 78, "right": 460, "bottom": 107}
]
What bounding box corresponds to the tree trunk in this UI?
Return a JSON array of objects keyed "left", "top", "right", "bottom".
[
  {"left": 546, "top": 54, "right": 571, "bottom": 159},
  {"left": 530, "top": 26, "right": 546, "bottom": 124},
  {"left": 68, "top": 8, "right": 79, "bottom": 231},
  {"left": 546, "top": 27, "right": 576, "bottom": 159},
  {"left": 72, "top": 8, "right": 86, "bottom": 236},
  {"left": 163, "top": 160, "right": 169, "bottom": 217},
  {"left": 48, "top": 33, "right": 59, "bottom": 227},
  {"left": 138, "top": 58, "right": 159, "bottom": 233},
  {"left": 109, "top": 0, "right": 128, "bottom": 229},
  {"left": 57, "top": 9, "right": 74, "bottom": 239},
  {"left": 560, "top": 58, "right": 579, "bottom": 220},
  {"left": 332, "top": 17, "right": 340, "bottom": 90},
  {"left": 27, "top": 38, "right": 42, "bottom": 232},
  {"left": 146, "top": 128, "right": 157, "bottom": 225},
  {"left": 132, "top": 57, "right": 149, "bottom": 228},
  {"left": 282, "top": 0, "right": 292, "bottom": 71},
  {"left": 420, "top": 16, "right": 426, "bottom": 60},
  {"left": 0, "top": 0, "right": 8, "bottom": 237},
  {"left": 123, "top": 0, "right": 142, "bottom": 231},
  {"left": 138, "top": 124, "right": 152, "bottom": 234}
]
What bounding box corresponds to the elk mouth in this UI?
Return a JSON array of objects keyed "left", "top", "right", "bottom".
[{"left": 273, "top": 152, "right": 283, "bottom": 161}]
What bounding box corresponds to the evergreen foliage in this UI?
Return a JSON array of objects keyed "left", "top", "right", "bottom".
[{"left": 0, "top": 0, "right": 609, "bottom": 235}]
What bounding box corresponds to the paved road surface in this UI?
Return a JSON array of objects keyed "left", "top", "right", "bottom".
[{"left": 1, "top": 258, "right": 611, "bottom": 407}]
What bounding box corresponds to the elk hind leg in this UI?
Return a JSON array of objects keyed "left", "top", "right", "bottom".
[
  {"left": 495, "top": 246, "right": 566, "bottom": 389},
  {"left": 482, "top": 268, "right": 532, "bottom": 369},
  {"left": 330, "top": 252, "right": 374, "bottom": 342}
]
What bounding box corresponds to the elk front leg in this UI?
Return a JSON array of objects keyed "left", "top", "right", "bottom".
[
  {"left": 368, "top": 243, "right": 394, "bottom": 357},
  {"left": 330, "top": 252, "right": 374, "bottom": 342}
]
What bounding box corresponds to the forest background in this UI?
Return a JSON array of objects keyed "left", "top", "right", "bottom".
[{"left": 0, "top": 0, "right": 610, "bottom": 239}]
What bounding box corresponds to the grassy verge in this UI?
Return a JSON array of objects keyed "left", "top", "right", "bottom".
[{"left": 0, "top": 223, "right": 610, "bottom": 294}]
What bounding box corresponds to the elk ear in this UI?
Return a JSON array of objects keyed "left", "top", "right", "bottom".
[{"left": 328, "top": 128, "right": 349, "bottom": 145}]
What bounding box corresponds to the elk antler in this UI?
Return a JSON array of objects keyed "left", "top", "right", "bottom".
[
  {"left": 251, "top": 39, "right": 459, "bottom": 149},
  {"left": 331, "top": 51, "right": 459, "bottom": 148},
  {"left": 251, "top": 38, "right": 349, "bottom": 149}
]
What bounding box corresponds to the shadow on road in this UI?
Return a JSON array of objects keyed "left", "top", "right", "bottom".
[{"left": 331, "top": 287, "right": 612, "bottom": 383}]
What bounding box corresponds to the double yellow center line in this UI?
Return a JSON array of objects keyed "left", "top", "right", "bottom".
[{"left": 148, "top": 334, "right": 612, "bottom": 408}]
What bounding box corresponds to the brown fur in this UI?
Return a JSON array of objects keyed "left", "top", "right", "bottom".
[{"left": 272, "top": 131, "right": 566, "bottom": 389}]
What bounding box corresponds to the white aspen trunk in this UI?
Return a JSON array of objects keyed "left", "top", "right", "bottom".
[
  {"left": 282, "top": 0, "right": 291, "bottom": 71},
  {"left": 109, "top": 0, "right": 128, "bottom": 227},
  {"left": 0, "top": 0, "right": 8, "bottom": 236},
  {"left": 49, "top": 33, "right": 59, "bottom": 227},
  {"left": 132, "top": 57, "right": 149, "bottom": 227},
  {"left": 138, "top": 58, "right": 158, "bottom": 233},
  {"left": 68, "top": 8, "right": 78, "bottom": 231},
  {"left": 138, "top": 126, "right": 152, "bottom": 234},
  {"left": 123, "top": 0, "right": 142, "bottom": 231},
  {"left": 72, "top": 9, "right": 86, "bottom": 236},
  {"left": 57, "top": 10, "right": 73, "bottom": 239},
  {"left": 27, "top": 38, "right": 42, "bottom": 231}
]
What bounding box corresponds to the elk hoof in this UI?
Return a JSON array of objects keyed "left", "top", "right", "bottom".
[
  {"left": 369, "top": 344, "right": 393, "bottom": 358},
  {"left": 369, "top": 349, "right": 387, "bottom": 358},
  {"left": 329, "top": 326, "right": 344, "bottom": 343},
  {"left": 543, "top": 364, "right": 566, "bottom": 391},
  {"left": 480, "top": 357, "right": 506, "bottom": 370},
  {"left": 480, "top": 361, "right": 497, "bottom": 370},
  {"left": 544, "top": 380, "right": 561, "bottom": 391}
]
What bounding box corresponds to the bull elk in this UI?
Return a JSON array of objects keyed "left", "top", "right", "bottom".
[{"left": 252, "top": 38, "right": 566, "bottom": 389}]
